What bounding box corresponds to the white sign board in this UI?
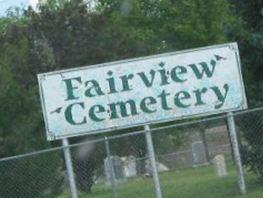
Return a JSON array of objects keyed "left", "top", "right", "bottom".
[{"left": 38, "top": 43, "right": 247, "bottom": 140}]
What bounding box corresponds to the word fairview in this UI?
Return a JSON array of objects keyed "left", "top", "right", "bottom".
[
  {"left": 38, "top": 43, "right": 247, "bottom": 140},
  {"left": 63, "top": 56, "right": 229, "bottom": 125}
]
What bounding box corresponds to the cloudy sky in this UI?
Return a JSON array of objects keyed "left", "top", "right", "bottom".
[{"left": 0, "top": 0, "right": 38, "bottom": 16}]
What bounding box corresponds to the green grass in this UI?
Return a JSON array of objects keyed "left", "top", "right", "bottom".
[{"left": 59, "top": 165, "right": 263, "bottom": 198}]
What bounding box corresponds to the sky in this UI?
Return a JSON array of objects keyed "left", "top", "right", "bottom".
[{"left": 0, "top": 0, "right": 38, "bottom": 16}]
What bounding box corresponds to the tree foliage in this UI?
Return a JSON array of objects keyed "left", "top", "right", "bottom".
[
  {"left": 230, "top": 0, "right": 263, "bottom": 181},
  {"left": 0, "top": 17, "right": 63, "bottom": 197},
  {"left": 238, "top": 112, "right": 263, "bottom": 182}
]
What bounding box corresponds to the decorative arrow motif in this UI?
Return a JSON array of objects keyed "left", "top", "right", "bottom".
[
  {"left": 214, "top": 54, "right": 227, "bottom": 61},
  {"left": 50, "top": 107, "right": 62, "bottom": 114}
]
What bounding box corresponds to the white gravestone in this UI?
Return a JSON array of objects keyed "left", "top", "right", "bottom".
[
  {"left": 145, "top": 159, "right": 169, "bottom": 175},
  {"left": 157, "top": 162, "right": 169, "bottom": 172},
  {"left": 104, "top": 155, "right": 125, "bottom": 185},
  {"left": 213, "top": 154, "right": 228, "bottom": 178},
  {"left": 122, "top": 156, "right": 137, "bottom": 178},
  {"left": 191, "top": 141, "right": 208, "bottom": 166}
]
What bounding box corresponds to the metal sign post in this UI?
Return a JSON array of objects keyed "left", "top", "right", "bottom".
[
  {"left": 145, "top": 125, "right": 163, "bottom": 198},
  {"left": 104, "top": 137, "right": 117, "bottom": 198},
  {"left": 62, "top": 138, "right": 78, "bottom": 198},
  {"left": 227, "top": 112, "right": 246, "bottom": 194}
]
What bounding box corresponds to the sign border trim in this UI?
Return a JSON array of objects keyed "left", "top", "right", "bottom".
[{"left": 38, "top": 42, "right": 247, "bottom": 141}]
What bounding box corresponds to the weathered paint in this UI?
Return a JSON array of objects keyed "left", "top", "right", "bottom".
[{"left": 38, "top": 43, "right": 247, "bottom": 140}]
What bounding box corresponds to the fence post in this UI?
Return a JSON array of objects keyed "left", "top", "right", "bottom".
[
  {"left": 62, "top": 138, "right": 78, "bottom": 198},
  {"left": 104, "top": 137, "right": 117, "bottom": 198},
  {"left": 144, "top": 125, "right": 163, "bottom": 198},
  {"left": 227, "top": 112, "right": 246, "bottom": 194}
]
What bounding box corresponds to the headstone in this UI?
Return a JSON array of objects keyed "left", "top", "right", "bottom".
[
  {"left": 111, "top": 156, "right": 124, "bottom": 179},
  {"left": 145, "top": 158, "right": 152, "bottom": 176},
  {"left": 104, "top": 156, "right": 113, "bottom": 184},
  {"left": 213, "top": 154, "right": 228, "bottom": 178},
  {"left": 145, "top": 159, "right": 169, "bottom": 175},
  {"left": 104, "top": 155, "right": 125, "bottom": 185},
  {"left": 191, "top": 141, "right": 208, "bottom": 166},
  {"left": 157, "top": 162, "right": 169, "bottom": 172},
  {"left": 122, "top": 156, "right": 137, "bottom": 178}
]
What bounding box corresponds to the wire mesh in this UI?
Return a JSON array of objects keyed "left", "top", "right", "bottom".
[
  {"left": 0, "top": 149, "right": 64, "bottom": 198},
  {"left": 1, "top": 108, "right": 263, "bottom": 197}
]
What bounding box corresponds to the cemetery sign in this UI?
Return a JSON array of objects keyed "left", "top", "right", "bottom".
[{"left": 38, "top": 42, "right": 247, "bottom": 140}]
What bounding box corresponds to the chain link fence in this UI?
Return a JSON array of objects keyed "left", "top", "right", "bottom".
[{"left": 1, "top": 107, "right": 263, "bottom": 198}]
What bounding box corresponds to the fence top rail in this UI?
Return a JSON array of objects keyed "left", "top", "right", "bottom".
[{"left": 1, "top": 106, "right": 263, "bottom": 162}]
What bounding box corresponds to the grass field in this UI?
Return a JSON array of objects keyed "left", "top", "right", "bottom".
[{"left": 60, "top": 164, "right": 263, "bottom": 198}]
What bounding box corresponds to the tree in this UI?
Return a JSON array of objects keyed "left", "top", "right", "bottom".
[
  {"left": 237, "top": 112, "right": 263, "bottom": 182},
  {"left": 229, "top": 0, "right": 263, "bottom": 182},
  {"left": 0, "top": 16, "right": 63, "bottom": 197},
  {"left": 229, "top": 0, "right": 263, "bottom": 107},
  {"left": 98, "top": 0, "right": 239, "bottom": 52}
]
